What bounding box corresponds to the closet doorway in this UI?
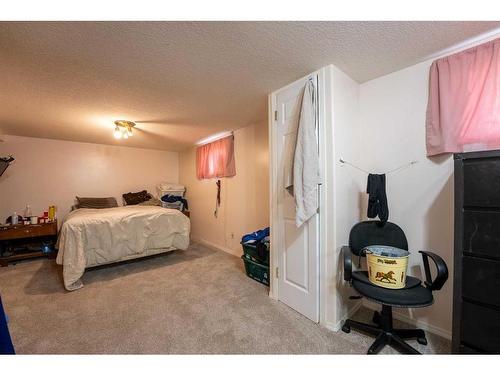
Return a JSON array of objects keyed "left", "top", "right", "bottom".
[{"left": 270, "top": 73, "right": 320, "bottom": 323}]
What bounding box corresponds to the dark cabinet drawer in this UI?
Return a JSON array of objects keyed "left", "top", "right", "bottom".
[
  {"left": 463, "top": 210, "right": 500, "bottom": 259},
  {"left": 463, "top": 157, "right": 500, "bottom": 207},
  {"left": 462, "top": 256, "right": 500, "bottom": 308},
  {"left": 462, "top": 302, "right": 500, "bottom": 352}
]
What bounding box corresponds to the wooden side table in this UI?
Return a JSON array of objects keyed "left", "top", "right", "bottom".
[{"left": 0, "top": 220, "right": 58, "bottom": 266}]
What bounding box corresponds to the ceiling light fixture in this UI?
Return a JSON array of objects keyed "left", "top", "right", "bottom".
[
  {"left": 113, "top": 120, "right": 136, "bottom": 140},
  {"left": 113, "top": 125, "right": 122, "bottom": 139}
]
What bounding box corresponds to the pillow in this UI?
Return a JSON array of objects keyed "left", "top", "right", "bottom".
[
  {"left": 122, "top": 190, "right": 151, "bottom": 205},
  {"left": 76, "top": 197, "right": 118, "bottom": 209}
]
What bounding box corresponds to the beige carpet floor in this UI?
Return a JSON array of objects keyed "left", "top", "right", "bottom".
[{"left": 0, "top": 242, "right": 450, "bottom": 354}]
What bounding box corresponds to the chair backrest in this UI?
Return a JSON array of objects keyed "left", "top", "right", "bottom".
[{"left": 349, "top": 220, "right": 408, "bottom": 256}]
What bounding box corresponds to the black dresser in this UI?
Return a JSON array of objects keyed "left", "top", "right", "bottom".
[{"left": 453, "top": 150, "right": 500, "bottom": 353}]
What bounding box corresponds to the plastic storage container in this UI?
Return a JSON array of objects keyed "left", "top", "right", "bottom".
[
  {"left": 365, "top": 245, "right": 409, "bottom": 289},
  {"left": 162, "top": 201, "right": 183, "bottom": 210},
  {"left": 157, "top": 183, "right": 185, "bottom": 199},
  {"left": 241, "top": 255, "right": 269, "bottom": 286},
  {"left": 241, "top": 241, "right": 269, "bottom": 265}
]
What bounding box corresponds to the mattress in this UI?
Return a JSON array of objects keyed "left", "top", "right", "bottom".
[{"left": 56, "top": 205, "right": 190, "bottom": 291}]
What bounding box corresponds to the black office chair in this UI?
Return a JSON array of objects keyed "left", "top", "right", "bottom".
[{"left": 341, "top": 220, "right": 448, "bottom": 354}]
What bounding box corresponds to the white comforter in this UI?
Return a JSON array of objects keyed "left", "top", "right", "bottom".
[{"left": 56, "top": 206, "right": 190, "bottom": 291}]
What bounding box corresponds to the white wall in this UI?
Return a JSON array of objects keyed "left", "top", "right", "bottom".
[
  {"left": 0, "top": 135, "right": 179, "bottom": 223},
  {"left": 358, "top": 60, "right": 454, "bottom": 339},
  {"left": 329, "top": 66, "right": 364, "bottom": 328},
  {"left": 179, "top": 121, "right": 269, "bottom": 256}
]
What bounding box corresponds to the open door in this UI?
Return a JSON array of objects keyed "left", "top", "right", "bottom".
[{"left": 271, "top": 74, "right": 320, "bottom": 322}]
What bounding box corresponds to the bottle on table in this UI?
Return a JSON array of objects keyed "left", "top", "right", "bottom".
[
  {"left": 48, "top": 205, "right": 56, "bottom": 221},
  {"left": 24, "top": 205, "right": 32, "bottom": 219}
]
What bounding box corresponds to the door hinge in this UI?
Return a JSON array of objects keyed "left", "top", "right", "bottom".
[
  {"left": 274, "top": 110, "right": 278, "bottom": 121},
  {"left": 276, "top": 267, "right": 279, "bottom": 279}
]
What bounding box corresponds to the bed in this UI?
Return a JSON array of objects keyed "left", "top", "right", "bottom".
[{"left": 56, "top": 205, "right": 190, "bottom": 291}]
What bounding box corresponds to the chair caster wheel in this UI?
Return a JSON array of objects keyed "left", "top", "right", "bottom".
[
  {"left": 417, "top": 336, "right": 427, "bottom": 345},
  {"left": 341, "top": 323, "right": 351, "bottom": 333}
]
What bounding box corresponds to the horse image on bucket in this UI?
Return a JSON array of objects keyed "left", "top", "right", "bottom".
[{"left": 364, "top": 245, "right": 409, "bottom": 289}]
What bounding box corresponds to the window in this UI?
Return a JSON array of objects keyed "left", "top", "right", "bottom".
[
  {"left": 196, "top": 135, "right": 236, "bottom": 179},
  {"left": 426, "top": 38, "right": 500, "bottom": 156}
]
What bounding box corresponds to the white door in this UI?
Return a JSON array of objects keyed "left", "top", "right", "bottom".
[{"left": 273, "top": 75, "right": 319, "bottom": 322}]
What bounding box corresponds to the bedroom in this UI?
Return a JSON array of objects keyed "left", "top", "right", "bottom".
[{"left": 1, "top": 1, "right": 500, "bottom": 371}]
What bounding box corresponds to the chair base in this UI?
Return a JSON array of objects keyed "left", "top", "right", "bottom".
[{"left": 341, "top": 305, "right": 426, "bottom": 354}]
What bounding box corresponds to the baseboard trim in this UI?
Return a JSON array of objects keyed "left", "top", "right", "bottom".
[
  {"left": 363, "top": 300, "right": 452, "bottom": 341},
  {"left": 191, "top": 237, "right": 239, "bottom": 257},
  {"left": 333, "top": 300, "right": 363, "bottom": 332},
  {"left": 321, "top": 300, "right": 363, "bottom": 332}
]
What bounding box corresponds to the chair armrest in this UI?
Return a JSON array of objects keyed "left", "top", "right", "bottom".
[
  {"left": 419, "top": 251, "right": 448, "bottom": 291},
  {"left": 342, "top": 246, "right": 353, "bottom": 282}
]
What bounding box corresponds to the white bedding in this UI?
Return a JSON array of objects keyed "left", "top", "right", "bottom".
[{"left": 56, "top": 205, "right": 190, "bottom": 291}]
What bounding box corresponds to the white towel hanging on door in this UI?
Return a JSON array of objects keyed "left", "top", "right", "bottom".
[{"left": 289, "top": 79, "right": 321, "bottom": 227}]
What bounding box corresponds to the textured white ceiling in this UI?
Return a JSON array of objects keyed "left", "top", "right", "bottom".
[{"left": 0, "top": 21, "right": 499, "bottom": 151}]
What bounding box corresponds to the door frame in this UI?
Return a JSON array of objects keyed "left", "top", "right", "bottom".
[{"left": 268, "top": 66, "right": 333, "bottom": 328}]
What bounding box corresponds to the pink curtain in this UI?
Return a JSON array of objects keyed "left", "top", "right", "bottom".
[
  {"left": 426, "top": 38, "right": 500, "bottom": 156},
  {"left": 196, "top": 135, "right": 236, "bottom": 179}
]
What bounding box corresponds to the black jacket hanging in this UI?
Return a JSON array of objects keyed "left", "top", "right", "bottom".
[{"left": 366, "top": 173, "right": 389, "bottom": 223}]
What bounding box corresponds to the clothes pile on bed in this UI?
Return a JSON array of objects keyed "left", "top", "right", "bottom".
[
  {"left": 122, "top": 190, "right": 162, "bottom": 206},
  {"left": 160, "top": 194, "right": 189, "bottom": 211}
]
